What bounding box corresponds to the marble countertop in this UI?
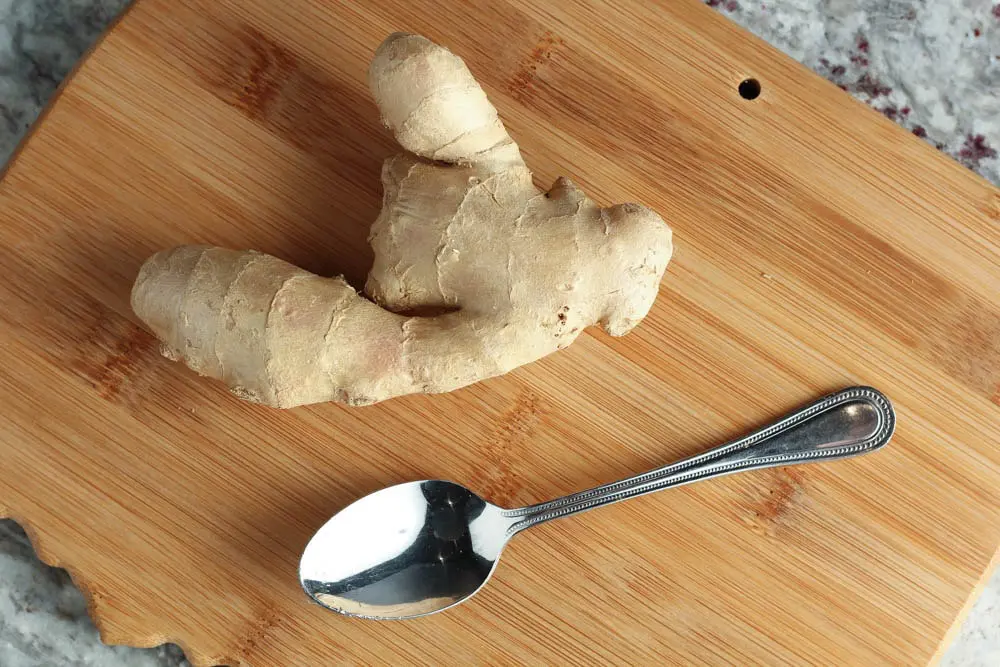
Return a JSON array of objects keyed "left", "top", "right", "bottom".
[{"left": 0, "top": 1, "right": 997, "bottom": 665}]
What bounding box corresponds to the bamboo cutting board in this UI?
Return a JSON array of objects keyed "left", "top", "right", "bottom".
[{"left": 1, "top": 0, "right": 999, "bottom": 664}]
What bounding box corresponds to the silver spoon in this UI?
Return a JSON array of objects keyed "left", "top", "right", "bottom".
[{"left": 300, "top": 386, "right": 894, "bottom": 620}]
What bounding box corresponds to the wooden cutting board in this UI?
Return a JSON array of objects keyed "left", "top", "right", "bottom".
[{"left": 1, "top": 0, "right": 999, "bottom": 664}]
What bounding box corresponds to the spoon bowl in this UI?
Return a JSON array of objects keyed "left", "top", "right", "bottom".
[
  {"left": 300, "top": 480, "right": 513, "bottom": 619},
  {"left": 301, "top": 387, "right": 895, "bottom": 620}
]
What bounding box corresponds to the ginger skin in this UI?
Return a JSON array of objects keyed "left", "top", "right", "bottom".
[{"left": 131, "top": 33, "right": 673, "bottom": 408}]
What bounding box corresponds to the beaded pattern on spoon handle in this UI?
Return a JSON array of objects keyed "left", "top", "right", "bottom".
[{"left": 505, "top": 387, "right": 894, "bottom": 535}]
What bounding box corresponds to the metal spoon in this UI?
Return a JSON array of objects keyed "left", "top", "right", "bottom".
[{"left": 300, "top": 386, "right": 894, "bottom": 620}]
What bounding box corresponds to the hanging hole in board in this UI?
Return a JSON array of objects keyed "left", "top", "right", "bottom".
[{"left": 739, "top": 78, "right": 761, "bottom": 100}]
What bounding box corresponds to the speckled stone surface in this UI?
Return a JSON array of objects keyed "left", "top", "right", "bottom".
[{"left": 0, "top": 1, "right": 997, "bottom": 664}]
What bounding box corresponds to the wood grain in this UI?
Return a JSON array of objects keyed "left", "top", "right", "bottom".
[{"left": 1, "top": 0, "right": 998, "bottom": 664}]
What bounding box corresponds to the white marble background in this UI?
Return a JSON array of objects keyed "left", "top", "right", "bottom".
[{"left": 0, "top": 0, "right": 997, "bottom": 665}]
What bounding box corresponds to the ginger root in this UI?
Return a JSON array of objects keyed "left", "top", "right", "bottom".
[{"left": 131, "top": 33, "right": 673, "bottom": 408}]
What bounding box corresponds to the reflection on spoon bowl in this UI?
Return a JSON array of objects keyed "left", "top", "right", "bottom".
[{"left": 299, "top": 480, "right": 514, "bottom": 620}]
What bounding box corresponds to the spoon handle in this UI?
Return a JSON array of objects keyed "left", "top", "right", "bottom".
[{"left": 504, "top": 386, "right": 895, "bottom": 534}]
